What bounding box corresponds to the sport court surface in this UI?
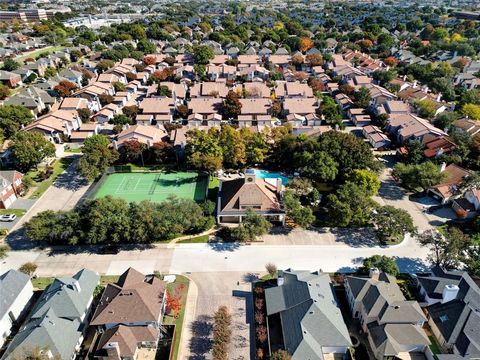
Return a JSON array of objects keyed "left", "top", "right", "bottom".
[{"left": 94, "top": 171, "right": 208, "bottom": 203}]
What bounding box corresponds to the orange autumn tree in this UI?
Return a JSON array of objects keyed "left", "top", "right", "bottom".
[
  {"left": 299, "top": 38, "right": 314, "bottom": 53},
  {"left": 166, "top": 289, "right": 182, "bottom": 318}
]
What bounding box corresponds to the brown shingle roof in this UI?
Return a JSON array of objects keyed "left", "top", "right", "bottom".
[{"left": 91, "top": 268, "right": 165, "bottom": 326}]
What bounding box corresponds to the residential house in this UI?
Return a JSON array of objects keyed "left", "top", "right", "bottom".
[
  {"left": 158, "top": 82, "right": 187, "bottom": 100},
  {"left": 264, "top": 269, "right": 352, "bottom": 359},
  {"left": 386, "top": 113, "right": 447, "bottom": 145},
  {"left": 363, "top": 83, "right": 397, "bottom": 107},
  {"left": 238, "top": 98, "right": 273, "bottom": 127},
  {"left": 217, "top": 169, "right": 285, "bottom": 224},
  {"left": 138, "top": 97, "right": 176, "bottom": 124},
  {"left": 190, "top": 82, "right": 229, "bottom": 98},
  {"left": 452, "top": 189, "right": 480, "bottom": 218},
  {"left": 418, "top": 267, "right": 480, "bottom": 357},
  {"left": 274, "top": 81, "right": 313, "bottom": 99},
  {"left": 423, "top": 137, "right": 457, "bottom": 159},
  {"left": 0, "top": 70, "right": 22, "bottom": 88},
  {"left": 93, "top": 104, "right": 119, "bottom": 124},
  {"left": 90, "top": 268, "right": 166, "bottom": 360},
  {"left": 207, "top": 64, "right": 236, "bottom": 81},
  {"left": 283, "top": 98, "right": 319, "bottom": 127},
  {"left": 0, "top": 270, "right": 33, "bottom": 348},
  {"left": 428, "top": 163, "right": 471, "bottom": 204},
  {"left": 0, "top": 170, "right": 23, "bottom": 208},
  {"left": 74, "top": 82, "right": 115, "bottom": 112},
  {"left": 59, "top": 68, "right": 83, "bottom": 86},
  {"left": 377, "top": 100, "right": 411, "bottom": 115},
  {"left": 238, "top": 65, "right": 269, "bottom": 82},
  {"left": 2, "top": 269, "right": 99, "bottom": 360},
  {"left": 362, "top": 125, "right": 391, "bottom": 150},
  {"left": 188, "top": 98, "right": 222, "bottom": 119},
  {"left": 345, "top": 271, "right": 430, "bottom": 360},
  {"left": 452, "top": 119, "right": 480, "bottom": 137},
  {"left": 114, "top": 124, "right": 168, "bottom": 149},
  {"left": 236, "top": 82, "right": 271, "bottom": 98},
  {"left": 23, "top": 110, "right": 81, "bottom": 143},
  {"left": 70, "top": 123, "right": 100, "bottom": 143}
]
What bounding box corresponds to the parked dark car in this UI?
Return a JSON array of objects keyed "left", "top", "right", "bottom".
[{"left": 98, "top": 245, "right": 120, "bottom": 254}]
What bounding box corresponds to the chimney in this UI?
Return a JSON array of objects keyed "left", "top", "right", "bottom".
[
  {"left": 72, "top": 280, "right": 81, "bottom": 293},
  {"left": 276, "top": 178, "right": 283, "bottom": 194},
  {"left": 436, "top": 93, "right": 442, "bottom": 102},
  {"left": 277, "top": 273, "right": 284, "bottom": 286},
  {"left": 413, "top": 81, "right": 417, "bottom": 89},
  {"left": 369, "top": 267, "right": 380, "bottom": 279},
  {"left": 244, "top": 168, "right": 256, "bottom": 184},
  {"left": 442, "top": 284, "right": 459, "bottom": 304},
  {"left": 440, "top": 162, "right": 446, "bottom": 172}
]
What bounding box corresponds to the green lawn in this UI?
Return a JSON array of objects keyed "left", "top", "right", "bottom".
[
  {"left": 0, "top": 208, "right": 27, "bottom": 216},
  {"left": 25, "top": 157, "right": 74, "bottom": 199},
  {"left": 14, "top": 46, "right": 65, "bottom": 63},
  {"left": 162, "top": 275, "right": 190, "bottom": 360},
  {"left": 32, "top": 275, "right": 120, "bottom": 290},
  {"left": 428, "top": 336, "right": 442, "bottom": 355},
  {"left": 177, "top": 235, "right": 210, "bottom": 244}
]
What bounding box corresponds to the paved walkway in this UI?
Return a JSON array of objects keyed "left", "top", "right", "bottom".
[{"left": 177, "top": 276, "right": 198, "bottom": 360}]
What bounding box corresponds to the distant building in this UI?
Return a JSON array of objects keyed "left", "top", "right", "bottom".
[{"left": 0, "top": 9, "right": 47, "bottom": 23}]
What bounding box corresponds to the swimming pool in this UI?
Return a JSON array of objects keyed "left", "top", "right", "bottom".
[{"left": 254, "top": 169, "right": 289, "bottom": 185}]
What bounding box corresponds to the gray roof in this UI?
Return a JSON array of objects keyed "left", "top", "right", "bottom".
[
  {"left": 368, "top": 323, "right": 430, "bottom": 356},
  {"left": 265, "top": 270, "right": 351, "bottom": 360},
  {"left": 2, "top": 269, "right": 99, "bottom": 360},
  {"left": 347, "top": 273, "right": 426, "bottom": 324},
  {"left": 426, "top": 268, "right": 480, "bottom": 357},
  {"left": 0, "top": 270, "right": 31, "bottom": 320}
]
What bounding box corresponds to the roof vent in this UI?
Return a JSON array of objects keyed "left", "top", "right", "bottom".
[{"left": 394, "top": 305, "right": 400, "bottom": 309}]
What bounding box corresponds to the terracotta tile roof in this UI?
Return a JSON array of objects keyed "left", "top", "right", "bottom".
[
  {"left": 424, "top": 137, "right": 457, "bottom": 158},
  {"left": 237, "top": 55, "right": 260, "bottom": 64},
  {"left": 431, "top": 164, "right": 471, "bottom": 199}
]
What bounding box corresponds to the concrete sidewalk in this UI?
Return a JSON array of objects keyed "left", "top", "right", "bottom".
[{"left": 177, "top": 276, "right": 198, "bottom": 360}]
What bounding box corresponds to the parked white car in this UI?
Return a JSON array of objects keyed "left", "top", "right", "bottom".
[{"left": 0, "top": 214, "right": 17, "bottom": 222}]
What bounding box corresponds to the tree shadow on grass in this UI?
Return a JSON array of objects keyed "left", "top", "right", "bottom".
[{"left": 188, "top": 315, "right": 213, "bottom": 360}]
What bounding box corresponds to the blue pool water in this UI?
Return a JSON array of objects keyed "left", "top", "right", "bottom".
[{"left": 254, "top": 169, "right": 289, "bottom": 185}]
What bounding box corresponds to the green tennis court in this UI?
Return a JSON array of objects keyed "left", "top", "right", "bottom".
[{"left": 94, "top": 171, "right": 208, "bottom": 203}]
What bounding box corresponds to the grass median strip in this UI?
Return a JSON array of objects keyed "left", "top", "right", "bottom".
[{"left": 176, "top": 235, "right": 210, "bottom": 244}]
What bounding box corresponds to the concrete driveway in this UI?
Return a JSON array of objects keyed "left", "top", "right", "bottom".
[
  {"left": 8, "top": 157, "right": 91, "bottom": 236},
  {"left": 185, "top": 272, "right": 252, "bottom": 360}
]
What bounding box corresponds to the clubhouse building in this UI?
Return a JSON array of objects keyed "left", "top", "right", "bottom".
[{"left": 216, "top": 169, "right": 285, "bottom": 224}]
